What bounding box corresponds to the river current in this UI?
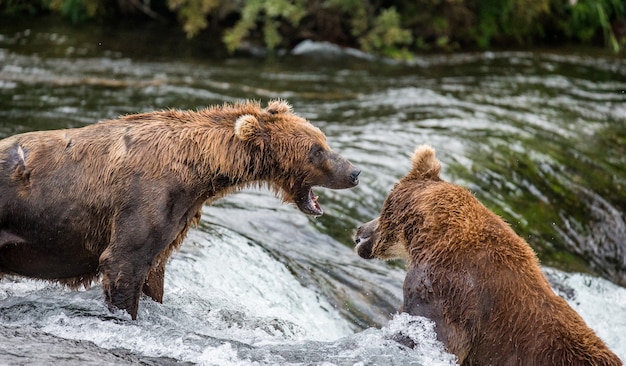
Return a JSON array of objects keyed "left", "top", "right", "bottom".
[{"left": 0, "top": 19, "right": 625, "bottom": 365}]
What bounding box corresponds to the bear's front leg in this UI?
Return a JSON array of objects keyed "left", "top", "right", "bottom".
[
  {"left": 98, "top": 215, "right": 172, "bottom": 319},
  {"left": 99, "top": 249, "right": 151, "bottom": 320}
]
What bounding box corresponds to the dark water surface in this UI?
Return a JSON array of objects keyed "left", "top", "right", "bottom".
[{"left": 1, "top": 18, "right": 625, "bottom": 365}]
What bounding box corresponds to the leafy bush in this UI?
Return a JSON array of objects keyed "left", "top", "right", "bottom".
[
  {"left": 48, "top": 0, "right": 103, "bottom": 23},
  {"left": 358, "top": 7, "right": 413, "bottom": 59},
  {"left": 0, "top": 0, "right": 46, "bottom": 15},
  {"left": 567, "top": 0, "right": 625, "bottom": 52},
  {"left": 1, "top": 0, "right": 624, "bottom": 56},
  {"left": 222, "top": 0, "right": 307, "bottom": 52},
  {"left": 167, "top": 0, "right": 222, "bottom": 38},
  {"left": 476, "top": 0, "right": 550, "bottom": 46}
]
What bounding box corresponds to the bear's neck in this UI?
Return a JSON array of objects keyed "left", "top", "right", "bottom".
[
  {"left": 115, "top": 113, "right": 276, "bottom": 199},
  {"left": 176, "top": 125, "right": 273, "bottom": 196}
]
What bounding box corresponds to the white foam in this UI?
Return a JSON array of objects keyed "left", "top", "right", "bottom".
[
  {"left": 166, "top": 226, "right": 353, "bottom": 343},
  {"left": 545, "top": 268, "right": 626, "bottom": 361},
  {"left": 381, "top": 313, "right": 458, "bottom": 365}
]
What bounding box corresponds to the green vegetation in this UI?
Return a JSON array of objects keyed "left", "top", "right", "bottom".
[{"left": 1, "top": 0, "right": 625, "bottom": 57}]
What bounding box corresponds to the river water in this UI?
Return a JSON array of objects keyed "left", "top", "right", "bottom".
[{"left": 0, "top": 18, "right": 625, "bottom": 365}]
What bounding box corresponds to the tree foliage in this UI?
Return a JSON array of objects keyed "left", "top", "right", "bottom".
[
  {"left": 222, "top": 0, "right": 307, "bottom": 52},
  {"left": 166, "top": 0, "right": 222, "bottom": 38},
  {"left": 567, "top": 0, "right": 625, "bottom": 52},
  {"left": 1, "top": 0, "right": 624, "bottom": 57}
]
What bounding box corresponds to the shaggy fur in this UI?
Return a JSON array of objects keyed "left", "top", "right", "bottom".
[
  {"left": 355, "top": 145, "right": 621, "bottom": 366},
  {"left": 0, "top": 100, "right": 360, "bottom": 319}
]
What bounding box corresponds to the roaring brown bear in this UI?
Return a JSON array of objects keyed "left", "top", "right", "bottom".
[
  {"left": 354, "top": 145, "right": 621, "bottom": 366},
  {"left": 0, "top": 99, "right": 360, "bottom": 320}
]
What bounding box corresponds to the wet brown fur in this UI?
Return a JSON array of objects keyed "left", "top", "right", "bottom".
[
  {"left": 0, "top": 100, "right": 359, "bottom": 319},
  {"left": 355, "top": 145, "right": 621, "bottom": 366}
]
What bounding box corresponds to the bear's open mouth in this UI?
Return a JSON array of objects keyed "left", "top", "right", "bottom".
[{"left": 295, "top": 186, "right": 323, "bottom": 216}]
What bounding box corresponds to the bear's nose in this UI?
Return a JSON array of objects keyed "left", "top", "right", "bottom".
[{"left": 349, "top": 168, "right": 361, "bottom": 186}]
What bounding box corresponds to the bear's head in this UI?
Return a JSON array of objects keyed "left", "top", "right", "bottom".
[
  {"left": 234, "top": 100, "right": 360, "bottom": 216},
  {"left": 354, "top": 144, "right": 440, "bottom": 260}
]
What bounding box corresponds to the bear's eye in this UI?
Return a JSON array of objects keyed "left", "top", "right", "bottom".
[{"left": 309, "top": 144, "right": 324, "bottom": 164}]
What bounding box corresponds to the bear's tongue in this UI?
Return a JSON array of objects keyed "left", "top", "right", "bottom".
[{"left": 296, "top": 187, "right": 323, "bottom": 216}]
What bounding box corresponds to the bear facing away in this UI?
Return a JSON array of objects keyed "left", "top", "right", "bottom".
[
  {"left": 354, "top": 145, "right": 621, "bottom": 366},
  {"left": 0, "top": 99, "right": 360, "bottom": 320}
]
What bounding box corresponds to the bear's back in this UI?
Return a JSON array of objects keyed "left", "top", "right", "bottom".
[{"left": 403, "top": 180, "right": 622, "bottom": 366}]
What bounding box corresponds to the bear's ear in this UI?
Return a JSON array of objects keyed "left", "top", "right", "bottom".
[
  {"left": 234, "top": 114, "right": 261, "bottom": 141},
  {"left": 409, "top": 145, "right": 441, "bottom": 180},
  {"left": 266, "top": 99, "right": 292, "bottom": 115}
]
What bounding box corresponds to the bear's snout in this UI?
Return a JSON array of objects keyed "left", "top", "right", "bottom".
[
  {"left": 349, "top": 168, "right": 361, "bottom": 186},
  {"left": 318, "top": 151, "right": 360, "bottom": 189},
  {"left": 354, "top": 218, "right": 378, "bottom": 259},
  {"left": 355, "top": 236, "right": 374, "bottom": 259}
]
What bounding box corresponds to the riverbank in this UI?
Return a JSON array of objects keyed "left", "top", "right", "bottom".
[{"left": 1, "top": 0, "right": 625, "bottom": 58}]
